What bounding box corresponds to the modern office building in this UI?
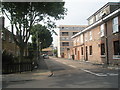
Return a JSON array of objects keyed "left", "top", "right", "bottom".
[{"left": 57, "top": 25, "right": 87, "bottom": 58}]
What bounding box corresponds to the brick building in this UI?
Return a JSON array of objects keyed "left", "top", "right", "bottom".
[
  {"left": 71, "top": 2, "right": 120, "bottom": 65},
  {"left": 1, "top": 17, "right": 28, "bottom": 57},
  {"left": 2, "top": 28, "right": 20, "bottom": 56}
]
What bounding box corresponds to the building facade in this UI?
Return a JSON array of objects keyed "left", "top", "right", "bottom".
[
  {"left": 1, "top": 17, "right": 29, "bottom": 57},
  {"left": 71, "top": 2, "right": 120, "bottom": 65},
  {"left": 57, "top": 25, "right": 87, "bottom": 58}
]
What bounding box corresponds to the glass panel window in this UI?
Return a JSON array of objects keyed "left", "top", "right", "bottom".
[
  {"left": 81, "top": 47, "right": 83, "bottom": 55},
  {"left": 62, "top": 37, "right": 69, "bottom": 40},
  {"left": 85, "top": 33, "right": 88, "bottom": 42},
  {"left": 81, "top": 34, "right": 83, "bottom": 44},
  {"left": 96, "top": 13, "right": 100, "bottom": 21},
  {"left": 89, "top": 17, "right": 95, "bottom": 25},
  {"left": 61, "top": 27, "right": 64, "bottom": 29},
  {"left": 89, "top": 46, "right": 92, "bottom": 55},
  {"left": 113, "top": 41, "right": 120, "bottom": 55},
  {"left": 112, "top": 17, "right": 119, "bottom": 33},
  {"left": 89, "top": 31, "right": 92, "bottom": 40},
  {"left": 62, "top": 32, "right": 69, "bottom": 36},
  {"left": 75, "top": 48, "right": 77, "bottom": 55},
  {"left": 100, "top": 24, "right": 104, "bottom": 37},
  {"left": 73, "top": 32, "right": 78, "bottom": 35},
  {"left": 62, "top": 42, "right": 69, "bottom": 46},
  {"left": 101, "top": 43, "right": 105, "bottom": 55}
]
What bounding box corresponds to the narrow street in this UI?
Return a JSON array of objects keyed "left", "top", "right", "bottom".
[{"left": 2, "top": 57, "right": 119, "bottom": 88}]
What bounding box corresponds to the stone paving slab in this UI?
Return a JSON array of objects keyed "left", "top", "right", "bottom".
[{"left": 51, "top": 57, "right": 120, "bottom": 70}]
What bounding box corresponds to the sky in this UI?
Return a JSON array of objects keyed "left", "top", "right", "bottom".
[{"left": 52, "top": 0, "right": 120, "bottom": 47}]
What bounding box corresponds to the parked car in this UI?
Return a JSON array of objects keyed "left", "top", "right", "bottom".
[{"left": 42, "top": 54, "right": 49, "bottom": 59}]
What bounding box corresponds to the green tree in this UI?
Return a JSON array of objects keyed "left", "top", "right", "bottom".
[
  {"left": 31, "top": 24, "right": 53, "bottom": 50},
  {"left": 2, "top": 2, "right": 67, "bottom": 61}
]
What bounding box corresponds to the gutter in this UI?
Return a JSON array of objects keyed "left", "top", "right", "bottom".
[{"left": 71, "top": 8, "right": 120, "bottom": 39}]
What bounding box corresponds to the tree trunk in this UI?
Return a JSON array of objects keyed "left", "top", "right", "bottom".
[{"left": 19, "top": 46, "right": 24, "bottom": 73}]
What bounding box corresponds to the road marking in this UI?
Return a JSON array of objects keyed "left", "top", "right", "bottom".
[
  {"left": 107, "top": 73, "right": 118, "bottom": 76},
  {"left": 81, "top": 69, "right": 107, "bottom": 77},
  {"left": 62, "top": 62, "right": 67, "bottom": 64},
  {"left": 69, "top": 65, "right": 77, "bottom": 68}
]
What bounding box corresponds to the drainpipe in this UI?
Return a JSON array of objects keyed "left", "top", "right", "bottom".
[
  {"left": 83, "top": 33, "right": 86, "bottom": 61},
  {"left": 102, "top": 17, "right": 109, "bottom": 66},
  {"left": 104, "top": 23, "right": 109, "bottom": 65}
]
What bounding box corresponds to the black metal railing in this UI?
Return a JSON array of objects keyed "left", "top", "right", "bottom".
[{"left": 2, "top": 62, "right": 34, "bottom": 74}]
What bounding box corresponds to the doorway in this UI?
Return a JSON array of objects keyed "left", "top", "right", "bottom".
[
  {"left": 78, "top": 51, "right": 80, "bottom": 60},
  {"left": 85, "top": 46, "right": 88, "bottom": 61}
]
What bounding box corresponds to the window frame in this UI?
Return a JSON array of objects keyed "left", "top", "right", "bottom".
[
  {"left": 89, "top": 31, "right": 92, "bottom": 40},
  {"left": 62, "top": 42, "right": 69, "bottom": 46},
  {"left": 113, "top": 40, "right": 120, "bottom": 55},
  {"left": 89, "top": 46, "right": 92, "bottom": 55},
  {"left": 81, "top": 47, "right": 84, "bottom": 55},
  {"left": 100, "top": 24, "right": 105, "bottom": 37},
  {"left": 112, "top": 17, "right": 119, "bottom": 33},
  {"left": 62, "top": 32, "right": 69, "bottom": 36},
  {"left": 101, "top": 43, "right": 105, "bottom": 55}
]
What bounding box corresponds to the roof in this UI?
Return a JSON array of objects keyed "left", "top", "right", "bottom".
[
  {"left": 72, "top": 8, "right": 120, "bottom": 38},
  {"left": 59, "top": 25, "right": 87, "bottom": 27},
  {"left": 87, "top": 2, "right": 120, "bottom": 20}
]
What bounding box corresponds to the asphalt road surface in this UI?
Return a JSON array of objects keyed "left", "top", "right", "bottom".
[{"left": 2, "top": 57, "right": 119, "bottom": 88}]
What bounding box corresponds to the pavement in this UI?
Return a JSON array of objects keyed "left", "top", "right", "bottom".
[
  {"left": 2, "top": 56, "right": 119, "bottom": 83},
  {"left": 53, "top": 57, "right": 120, "bottom": 70},
  {"left": 2, "top": 57, "right": 52, "bottom": 83}
]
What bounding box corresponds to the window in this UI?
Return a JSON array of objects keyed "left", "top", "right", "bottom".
[
  {"left": 75, "top": 48, "right": 77, "bottom": 55},
  {"left": 62, "top": 32, "right": 69, "bottom": 36},
  {"left": 100, "top": 24, "right": 104, "bottom": 37},
  {"left": 112, "top": 17, "right": 119, "bottom": 33},
  {"left": 85, "top": 33, "right": 88, "bottom": 42},
  {"left": 81, "top": 47, "right": 83, "bottom": 55},
  {"left": 113, "top": 41, "right": 120, "bottom": 55},
  {"left": 73, "top": 32, "right": 78, "bottom": 35},
  {"left": 89, "top": 46, "right": 92, "bottom": 55},
  {"left": 95, "top": 13, "right": 100, "bottom": 21},
  {"left": 62, "top": 37, "right": 69, "bottom": 40},
  {"left": 76, "top": 37, "right": 79, "bottom": 43},
  {"left": 89, "top": 31, "right": 92, "bottom": 40},
  {"left": 62, "top": 37, "right": 65, "bottom": 40},
  {"left": 62, "top": 42, "right": 69, "bottom": 46},
  {"left": 101, "top": 43, "right": 105, "bottom": 55},
  {"left": 80, "top": 34, "right": 83, "bottom": 43},
  {"left": 61, "top": 27, "right": 64, "bottom": 29},
  {"left": 65, "top": 27, "right": 69, "bottom": 29},
  {"left": 89, "top": 17, "right": 95, "bottom": 25}
]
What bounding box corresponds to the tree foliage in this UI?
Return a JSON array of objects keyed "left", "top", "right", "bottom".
[
  {"left": 31, "top": 24, "right": 53, "bottom": 50},
  {"left": 2, "top": 2, "right": 67, "bottom": 60},
  {"left": 2, "top": 2, "right": 67, "bottom": 45}
]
